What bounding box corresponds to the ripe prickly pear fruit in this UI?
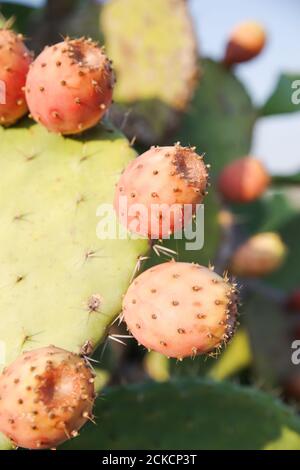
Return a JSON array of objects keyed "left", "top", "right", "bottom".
[
  {"left": 218, "top": 157, "right": 270, "bottom": 203},
  {"left": 123, "top": 261, "right": 239, "bottom": 359},
  {"left": 224, "top": 21, "right": 266, "bottom": 66},
  {"left": 0, "top": 346, "right": 95, "bottom": 449},
  {"left": 25, "top": 38, "right": 114, "bottom": 135},
  {"left": 230, "top": 232, "right": 286, "bottom": 278},
  {"left": 114, "top": 144, "right": 209, "bottom": 239},
  {"left": 0, "top": 29, "right": 33, "bottom": 126}
]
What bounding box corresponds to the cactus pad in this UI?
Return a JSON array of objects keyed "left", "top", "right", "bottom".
[
  {"left": 0, "top": 431, "right": 13, "bottom": 450},
  {"left": 178, "top": 59, "right": 256, "bottom": 175},
  {"left": 100, "top": 0, "right": 198, "bottom": 145},
  {"left": 261, "top": 72, "right": 300, "bottom": 116},
  {"left": 0, "top": 120, "right": 148, "bottom": 368},
  {"left": 63, "top": 379, "right": 300, "bottom": 450}
]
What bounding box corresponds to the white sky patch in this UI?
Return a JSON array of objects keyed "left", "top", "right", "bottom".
[
  {"left": 190, "top": 0, "right": 300, "bottom": 172},
  {"left": 252, "top": 113, "right": 300, "bottom": 175}
]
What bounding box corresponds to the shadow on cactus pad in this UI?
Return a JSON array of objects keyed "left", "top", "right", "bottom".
[{"left": 62, "top": 379, "right": 300, "bottom": 450}]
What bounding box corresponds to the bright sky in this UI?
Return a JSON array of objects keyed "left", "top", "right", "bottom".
[
  {"left": 3, "top": 0, "right": 300, "bottom": 175},
  {"left": 190, "top": 0, "right": 300, "bottom": 175}
]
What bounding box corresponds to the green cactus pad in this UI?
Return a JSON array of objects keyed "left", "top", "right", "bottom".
[
  {"left": 273, "top": 173, "right": 300, "bottom": 185},
  {"left": 0, "top": 431, "right": 13, "bottom": 450},
  {"left": 244, "top": 292, "right": 295, "bottom": 390},
  {"left": 177, "top": 59, "right": 256, "bottom": 176},
  {"left": 63, "top": 379, "right": 300, "bottom": 450},
  {"left": 267, "top": 213, "right": 300, "bottom": 290},
  {"left": 144, "top": 351, "right": 170, "bottom": 383},
  {"left": 261, "top": 72, "right": 300, "bottom": 116},
  {"left": 0, "top": 6, "right": 32, "bottom": 33},
  {"left": 208, "top": 329, "right": 252, "bottom": 380},
  {"left": 100, "top": 0, "right": 198, "bottom": 145},
  {"left": 0, "top": 120, "right": 149, "bottom": 368}
]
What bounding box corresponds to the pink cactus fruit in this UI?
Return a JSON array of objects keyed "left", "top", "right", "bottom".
[
  {"left": 224, "top": 21, "right": 266, "bottom": 66},
  {"left": 123, "top": 261, "right": 239, "bottom": 359},
  {"left": 0, "top": 29, "right": 33, "bottom": 126},
  {"left": 114, "top": 144, "right": 209, "bottom": 239},
  {"left": 25, "top": 37, "right": 114, "bottom": 134},
  {"left": 218, "top": 157, "right": 270, "bottom": 203},
  {"left": 230, "top": 232, "right": 287, "bottom": 278},
  {"left": 0, "top": 346, "right": 95, "bottom": 449}
]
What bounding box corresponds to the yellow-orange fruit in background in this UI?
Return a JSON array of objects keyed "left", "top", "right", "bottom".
[
  {"left": 230, "top": 232, "right": 287, "bottom": 278},
  {"left": 218, "top": 157, "right": 270, "bottom": 203},
  {"left": 224, "top": 21, "right": 266, "bottom": 66}
]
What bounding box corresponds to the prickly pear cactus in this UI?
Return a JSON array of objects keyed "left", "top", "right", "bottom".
[
  {"left": 0, "top": 120, "right": 149, "bottom": 368},
  {"left": 101, "top": 0, "right": 198, "bottom": 145},
  {"left": 261, "top": 72, "right": 300, "bottom": 116},
  {"left": 63, "top": 379, "right": 300, "bottom": 450},
  {"left": 177, "top": 59, "right": 256, "bottom": 175}
]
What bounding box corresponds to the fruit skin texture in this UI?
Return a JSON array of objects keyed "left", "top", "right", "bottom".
[
  {"left": 114, "top": 144, "right": 209, "bottom": 239},
  {"left": 224, "top": 21, "right": 266, "bottom": 66},
  {"left": 123, "top": 261, "right": 238, "bottom": 359},
  {"left": 0, "top": 346, "right": 95, "bottom": 449},
  {"left": 0, "top": 29, "right": 33, "bottom": 126},
  {"left": 218, "top": 157, "right": 270, "bottom": 203},
  {"left": 230, "top": 232, "right": 287, "bottom": 278},
  {"left": 25, "top": 38, "right": 114, "bottom": 135}
]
